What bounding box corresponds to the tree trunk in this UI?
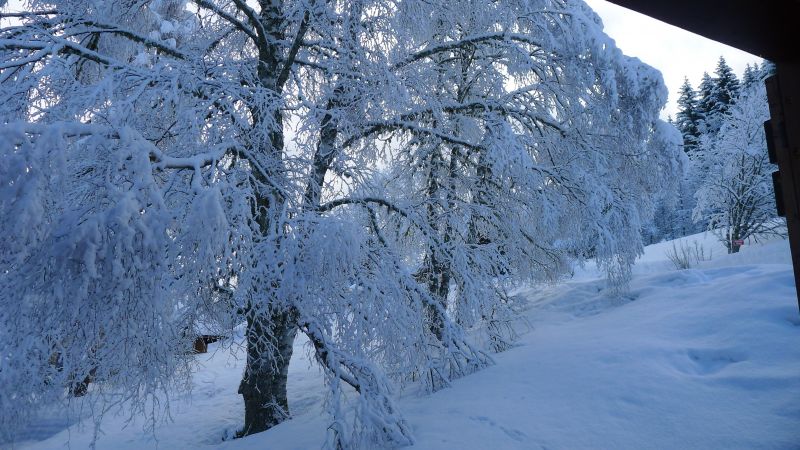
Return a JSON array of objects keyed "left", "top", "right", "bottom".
[
  {"left": 422, "top": 143, "right": 451, "bottom": 341},
  {"left": 425, "top": 254, "right": 450, "bottom": 341},
  {"left": 236, "top": 0, "right": 299, "bottom": 436},
  {"left": 238, "top": 307, "right": 297, "bottom": 436}
]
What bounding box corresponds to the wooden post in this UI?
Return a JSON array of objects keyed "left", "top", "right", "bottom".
[{"left": 765, "top": 63, "right": 800, "bottom": 311}]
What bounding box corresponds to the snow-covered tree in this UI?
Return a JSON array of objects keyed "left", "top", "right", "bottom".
[
  {"left": 0, "top": 0, "right": 679, "bottom": 447},
  {"left": 697, "top": 71, "right": 717, "bottom": 135},
  {"left": 665, "top": 77, "right": 706, "bottom": 239},
  {"left": 665, "top": 58, "right": 774, "bottom": 246},
  {"left": 682, "top": 59, "right": 742, "bottom": 238},
  {"left": 710, "top": 56, "right": 740, "bottom": 118},
  {"left": 675, "top": 78, "right": 702, "bottom": 154},
  {"left": 741, "top": 63, "right": 759, "bottom": 90},
  {"left": 697, "top": 57, "right": 741, "bottom": 137},
  {"left": 0, "top": 0, "right": 411, "bottom": 443},
  {"left": 714, "top": 58, "right": 741, "bottom": 100},
  {"left": 694, "top": 82, "right": 780, "bottom": 253}
]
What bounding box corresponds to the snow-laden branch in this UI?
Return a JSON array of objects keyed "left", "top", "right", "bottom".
[
  {"left": 394, "top": 32, "right": 544, "bottom": 69},
  {"left": 231, "top": 0, "right": 268, "bottom": 48},
  {"left": 0, "top": 10, "right": 58, "bottom": 18},
  {"left": 276, "top": 6, "right": 312, "bottom": 92},
  {"left": 66, "top": 20, "right": 189, "bottom": 60},
  {"left": 317, "top": 196, "right": 406, "bottom": 216},
  {"left": 2, "top": 122, "right": 231, "bottom": 190},
  {"left": 343, "top": 120, "right": 483, "bottom": 151},
  {"left": 191, "top": 0, "right": 259, "bottom": 43},
  {"left": 0, "top": 38, "right": 132, "bottom": 72}
]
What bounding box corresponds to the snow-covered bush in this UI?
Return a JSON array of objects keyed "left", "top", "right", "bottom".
[{"left": 665, "top": 240, "right": 712, "bottom": 269}]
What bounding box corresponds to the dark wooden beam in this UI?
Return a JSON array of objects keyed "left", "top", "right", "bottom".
[
  {"left": 604, "top": 0, "right": 800, "bottom": 62},
  {"left": 766, "top": 64, "right": 800, "bottom": 310}
]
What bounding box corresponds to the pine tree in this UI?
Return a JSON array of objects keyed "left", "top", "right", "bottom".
[
  {"left": 741, "top": 63, "right": 758, "bottom": 91},
  {"left": 697, "top": 71, "right": 717, "bottom": 134},
  {"left": 698, "top": 57, "right": 741, "bottom": 136},
  {"left": 710, "top": 56, "right": 740, "bottom": 117},
  {"left": 675, "top": 77, "right": 702, "bottom": 153}
]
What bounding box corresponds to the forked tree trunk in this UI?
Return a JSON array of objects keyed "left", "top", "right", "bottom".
[{"left": 235, "top": 0, "right": 303, "bottom": 436}]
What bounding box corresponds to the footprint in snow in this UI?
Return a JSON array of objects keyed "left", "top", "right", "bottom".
[
  {"left": 499, "top": 425, "right": 528, "bottom": 442},
  {"left": 469, "top": 415, "right": 496, "bottom": 426},
  {"left": 469, "top": 416, "right": 528, "bottom": 442},
  {"left": 679, "top": 348, "right": 747, "bottom": 375}
]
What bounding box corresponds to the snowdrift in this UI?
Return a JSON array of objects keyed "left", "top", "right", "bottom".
[{"left": 15, "top": 232, "right": 800, "bottom": 449}]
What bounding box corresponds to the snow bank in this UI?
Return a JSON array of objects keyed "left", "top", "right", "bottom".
[{"left": 15, "top": 233, "right": 800, "bottom": 449}]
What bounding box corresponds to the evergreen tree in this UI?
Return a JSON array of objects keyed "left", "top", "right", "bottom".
[
  {"left": 660, "top": 58, "right": 766, "bottom": 244},
  {"left": 710, "top": 56, "right": 740, "bottom": 117},
  {"left": 694, "top": 85, "right": 780, "bottom": 253},
  {"left": 741, "top": 63, "right": 758, "bottom": 91},
  {"left": 675, "top": 77, "right": 702, "bottom": 153},
  {"left": 697, "top": 71, "right": 717, "bottom": 134},
  {"left": 698, "top": 57, "right": 740, "bottom": 135}
]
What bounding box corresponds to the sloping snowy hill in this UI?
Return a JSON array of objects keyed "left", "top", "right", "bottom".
[{"left": 16, "top": 233, "right": 800, "bottom": 449}]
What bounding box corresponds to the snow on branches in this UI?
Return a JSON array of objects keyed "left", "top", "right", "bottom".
[
  {"left": 693, "top": 84, "right": 781, "bottom": 253},
  {"left": 0, "top": 0, "right": 678, "bottom": 447}
]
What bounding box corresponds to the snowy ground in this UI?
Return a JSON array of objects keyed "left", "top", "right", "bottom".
[{"left": 13, "top": 232, "right": 800, "bottom": 449}]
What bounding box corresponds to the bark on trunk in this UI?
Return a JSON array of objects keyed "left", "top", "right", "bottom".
[
  {"left": 422, "top": 143, "right": 451, "bottom": 341},
  {"left": 238, "top": 307, "right": 297, "bottom": 436},
  {"left": 236, "top": 0, "right": 301, "bottom": 436},
  {"left": 425, "top": 254, "right": 450, "bottom": 341}
]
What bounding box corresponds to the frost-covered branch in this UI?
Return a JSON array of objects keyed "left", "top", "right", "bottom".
[
  {"left": 191, "top": 0, "right": 259, "bottom": 43},
  {"left": 394, "top": 32, "right": 544, "bottom": 69}
]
